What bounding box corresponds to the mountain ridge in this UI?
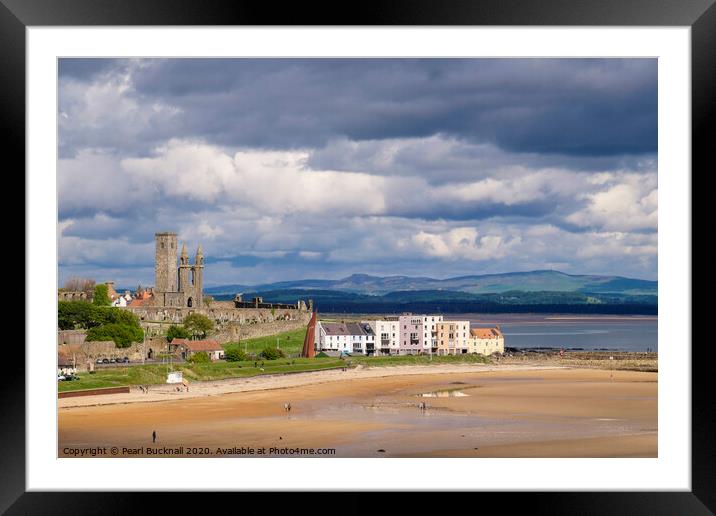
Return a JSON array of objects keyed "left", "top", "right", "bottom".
[{"left": 204, "top": 269, "right": 657, "bottom": 297}]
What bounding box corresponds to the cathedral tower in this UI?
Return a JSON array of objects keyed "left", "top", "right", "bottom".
[
  {"left": 155, "top": 232, "right": 178, "bottom": 292},
  {"left": 193, "top": 244, "right": 204, "bottom": 307},
  {"left": 178, "top": 242, "right": 191, "bottom": 293}
]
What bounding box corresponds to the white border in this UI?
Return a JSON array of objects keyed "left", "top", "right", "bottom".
[{"left": 27, "top": 27, "right": 690, "bottom": 491}]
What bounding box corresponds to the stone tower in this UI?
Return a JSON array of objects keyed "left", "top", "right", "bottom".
[
  {"left": 178, "top": 242, "right": 191, "bottom": 293},
  {"left": 155, "top": 232, "right": 178, "bottom": 292},
  {"left": 193, "top": 244, "right": 204, "bottom": 307}
]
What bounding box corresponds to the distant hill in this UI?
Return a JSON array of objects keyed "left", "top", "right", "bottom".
[{"left": 205, "top": 270, "right": 657, "bottom": 297}]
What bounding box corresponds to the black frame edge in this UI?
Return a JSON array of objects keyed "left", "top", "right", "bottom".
[
  {"left": 8, "top": 0, "right": 713, "bottom": 513},
  {"left": 691, "top": 0, "right": 716, "bottom": 512},
  {"left": 0, "top": 0, "right": 27, "bottom": 514}
]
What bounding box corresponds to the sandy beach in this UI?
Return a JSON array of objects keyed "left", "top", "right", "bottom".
[{"left": 58, "top": 364, "right": 657, "bottom": 457}]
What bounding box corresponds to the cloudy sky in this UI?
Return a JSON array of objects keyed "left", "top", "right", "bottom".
[{"left": 58, "top": 58, "right": 657, "bottom": 287}]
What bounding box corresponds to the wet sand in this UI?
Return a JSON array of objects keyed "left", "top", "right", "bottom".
[{"left": 58, "top": 367, "right": 657, "bottom": 458}]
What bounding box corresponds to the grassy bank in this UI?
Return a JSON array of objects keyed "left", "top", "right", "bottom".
[
  {"left": 222, "top": 327, "right": 307, "bottom": 355},
  {"left": 57, "top": 352, "right": 493, "bottom": 392},
  {"left": 58, "top": 356, "right": 345, "bottom": 392}
]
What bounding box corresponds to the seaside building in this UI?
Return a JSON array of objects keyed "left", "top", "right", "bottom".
[
  {"left": 468, "top": 327, "right": 505, "bottom": 355},
  {"left": 398, "top": 314, "right": 425, "bottom": 355},
  {"left": 316, "top": 321, "right": 375, "bottom": 355},
  {"left": 420, "top": 314, "right": 443, "bottom": 353},
  {"left": 316, "top": 315, "right": 499, "bottom": 356},
  {"left": 435, "top": 320, "right": 470, "bottom": 355},
  {"left": 169, "top": 338, "right": 224, "bottom": 361},
  {"left": 394, "top": 314, "right": 443, "bottom": 355},
  {"left": 365, "top": 318, "right": 400, "bottom": 355}
]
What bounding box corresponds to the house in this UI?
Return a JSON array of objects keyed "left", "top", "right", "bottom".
[
  {"left": 365, "top": 318, "right": 400, "bottom": 355},
  {"left": 468, "top": 327, "right": 505, "bottom": 355},
  {"left": 420, "top": 314, "right": 443, "bottom": 353},
  {"left": 348, "top": 322, "right": 375, "bottom": 355},
  {"left": 398, "top": 314, "right": 424, "bottom": 355},
  {"left": 112, "top": 290, "right": 133, "bottom": 307},
  {"left": 112, "top": 296, "right": 128, "bottom": 307},
  {"left": 316, "top": 321, "right": 375, "bottom": 355},
  {"left": 435, "top": 320, "right": 471, "bottom": 355},
  {"left": 169, "top": 338, "right": 225, "bottom": 361}
]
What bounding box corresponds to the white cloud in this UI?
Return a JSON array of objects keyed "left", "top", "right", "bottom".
[
  {"left": 406, "top": 227, "right": 521, "bottom": 261},
  {"left": 566, "top": 174, "right": 657, "bottom": 231}
]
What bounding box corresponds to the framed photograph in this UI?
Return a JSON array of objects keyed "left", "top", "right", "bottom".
[{"left": 8, "top": 0, "right": 710, "bottom": 511}]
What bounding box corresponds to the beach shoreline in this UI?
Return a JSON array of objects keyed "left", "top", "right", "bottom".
[{"left": 58, "top": 363, "right": 563, "bottom": 409}]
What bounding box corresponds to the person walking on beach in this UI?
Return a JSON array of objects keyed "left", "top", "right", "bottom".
[{"left": 152, "top": 430, "right": 156, "bottom": 443}]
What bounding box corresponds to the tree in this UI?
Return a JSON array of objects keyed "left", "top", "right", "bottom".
[
  {"left": 183, "top": 313, "right": 214, "bottom": 339},
  {"left": 187, "top": 351, "right": 210, "bottom": 363},
  {"left": 260, "top": 347, "right": 285, "bottom": 360},
  {"left": 58, "top": 302, "right": 141, "bottom": 330},
  {"left": 92, "top": 284, "right": 111, "bottom": 306},
  {"left": 86, "top": 323, "right": 144, "bottom": 348},
  {"left": 166, "top": 324, "right": 190, "bottom": 342},
  {"left": 224, "top": 347, "right": 247, "bottom": 362}
]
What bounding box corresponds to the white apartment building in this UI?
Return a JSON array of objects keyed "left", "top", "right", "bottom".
[
  {"left": 421, "top": 314, "right": 443, "bottom": 353},
  {"left": 316, "top": 321, "right": 375, "bottom": 355},
  {"left": 366, "top": 319, "right": 400, "bottom": 355}
]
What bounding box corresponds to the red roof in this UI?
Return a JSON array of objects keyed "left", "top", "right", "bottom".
[
  {"left": 182, "top": 339, "right": 222, "bottom": 352},
  {"left": 470, "top": 327, "right": 502, "bottom": 339}
]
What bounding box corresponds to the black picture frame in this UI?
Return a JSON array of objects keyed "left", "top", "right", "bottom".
[{"left": 5, "top": 0, "right": 709, "bottom": 513}]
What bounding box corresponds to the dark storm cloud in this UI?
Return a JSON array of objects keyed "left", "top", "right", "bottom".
[{"left": 60, "top": 58, "right": 657, "bottom": 159}]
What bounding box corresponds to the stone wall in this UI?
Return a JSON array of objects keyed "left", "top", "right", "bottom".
[
  {"left": 58, "top": 336, "right": 169, "bottom": 371},
  {"left": 126, "top": 303, "right": 311, "bottom": 343},
  {"left": 58, "top": 291, "right": 90, "bottom": 302},
  {"left": 57, "top": 329, "right": 87, "bottom": 346}
]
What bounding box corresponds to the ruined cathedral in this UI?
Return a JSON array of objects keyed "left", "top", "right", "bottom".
[{"left": 153, "top": 232, "right": 204, "bottom": 308}]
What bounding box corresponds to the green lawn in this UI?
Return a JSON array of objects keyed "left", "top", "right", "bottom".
[
  {"left": 58, "top": 356, "right": 344, "bottom": 392},
  {"left": 222, "top": 327, "right": 307, "bottom": 355}
]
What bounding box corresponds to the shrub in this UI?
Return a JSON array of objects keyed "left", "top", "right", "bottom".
[
  {"left": 86, "top": 323, "right": 144, "bottom": 348},
  {"left": 58, "top": 302, "right": 141, "bottom": 330},
  {"left": 187, "top": 351, "right": 210, "bottom": 363},
  {"left": 260, "top": 347, "right": 285, "bottom": 360},
  {"left": 92, "top": 284, "right": 111, "bottom": 306},
  {"left": 224, "top": 348, "right": 247, "bottom": 362},
  {"left": 166, "top": 324, "right": 190, "bottom": 342}
]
